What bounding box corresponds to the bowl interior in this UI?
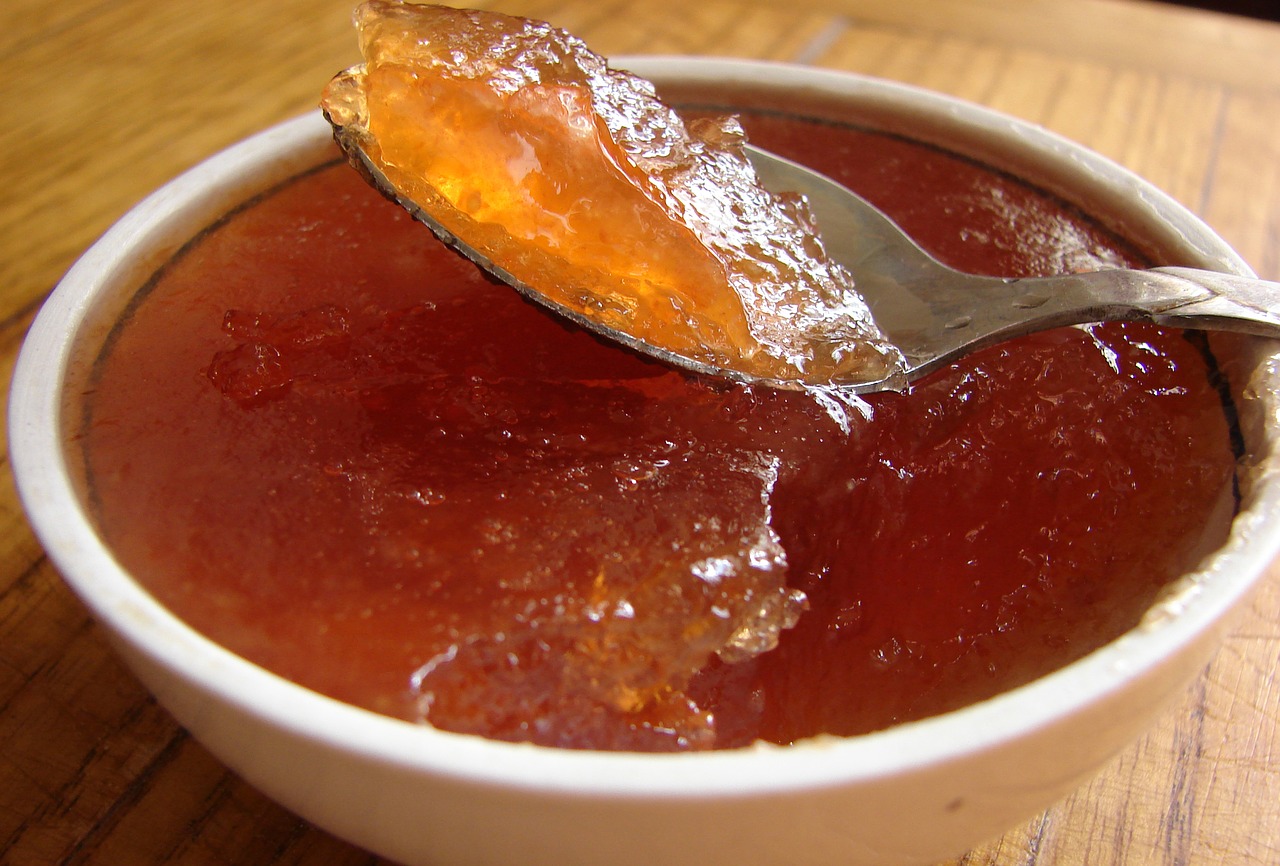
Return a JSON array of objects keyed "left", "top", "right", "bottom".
[{"left": 11, "top": 57, "right": 1280, "bottom": 799}]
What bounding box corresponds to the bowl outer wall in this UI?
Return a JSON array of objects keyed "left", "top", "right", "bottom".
[{"left": 9, "top": 57, "right": 1280, "bottom": 866}]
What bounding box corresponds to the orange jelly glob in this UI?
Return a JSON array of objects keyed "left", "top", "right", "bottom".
[{"left": 320, "top": 1, "right": 905, "bottom": 388}]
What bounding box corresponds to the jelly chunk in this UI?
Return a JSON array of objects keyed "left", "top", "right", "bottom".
[
  {"left": 201, "top": 281, "right": 807, "bottom": 749},
  {"left": 320, "top": 1, "right": 905, "bottom": 388}
]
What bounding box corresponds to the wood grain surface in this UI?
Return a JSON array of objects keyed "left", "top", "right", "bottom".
[{"left": 2, "top": 0, "right": 1278, "bottom": 863}]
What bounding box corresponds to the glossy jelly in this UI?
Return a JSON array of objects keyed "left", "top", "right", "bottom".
[
  {"left": 321, "top": 1, "right": 903, "bottom": 387},
  {"left": 77, "top": 90, "right": 1237, "bottom": 751}
]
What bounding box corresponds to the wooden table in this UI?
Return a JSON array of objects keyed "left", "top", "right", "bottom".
[{"left": 3, "top": 0, "right": 1278, "bottom": 863}]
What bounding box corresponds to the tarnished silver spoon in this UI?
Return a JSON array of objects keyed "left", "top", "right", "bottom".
[
  {"left": 747, "top": 146, "right": 1280, "bottom": 388},
  {"left": 333, "top": 128, "right": 1280, "bottom": 393}
]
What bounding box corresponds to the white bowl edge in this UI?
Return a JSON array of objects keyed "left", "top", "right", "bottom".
[{"left": 10, "top": 57, "right": 1280, "bottom": 866}]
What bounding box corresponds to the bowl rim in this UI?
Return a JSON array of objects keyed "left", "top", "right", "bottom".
[{"left": 10, "top": 55, "right": 1279, "bottom": 799}]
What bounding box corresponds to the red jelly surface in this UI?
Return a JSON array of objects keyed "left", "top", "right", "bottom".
[{"left": 77, "top": 93, "right": 1237, "bottom": 751}]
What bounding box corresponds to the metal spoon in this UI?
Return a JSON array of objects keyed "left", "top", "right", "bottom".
[
  {"left": 333, "top": 125, "right": 1280, "bottom": 392},
  {"left": 746, "top": 145, "right": 1280, "bottom": 389}
]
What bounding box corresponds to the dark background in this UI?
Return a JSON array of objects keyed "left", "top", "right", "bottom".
[{"left": 1161, "top": 0, "right": 1280, "bottom": 20}]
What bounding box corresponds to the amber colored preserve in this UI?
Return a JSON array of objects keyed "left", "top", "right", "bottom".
[
  {"left": 77, "top": 89, "right": 1238, "bottom": 751},
  {"left": 322, "top": 2, "right": 904, "bottom": 389}
]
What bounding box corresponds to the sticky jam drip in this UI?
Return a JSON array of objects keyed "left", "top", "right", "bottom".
[{"left": 320, "top": 0, "right": 905, "bottom": 388}]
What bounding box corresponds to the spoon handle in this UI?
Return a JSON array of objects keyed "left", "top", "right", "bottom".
[
  {"left": 1134, "top": 266, "right": 1280, "bottom": 336},
  {"left": 1005, "top": 266, "right": 1280, "bottom": 339},
  {"left": 895, "top": 266, "right": 1280, "bottom": 381}
]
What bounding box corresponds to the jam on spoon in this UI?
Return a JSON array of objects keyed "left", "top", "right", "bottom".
[
  {"left": 320, "top": 0, "right": 907, "bottom": 391},
  {"left": 323, "top": 3, "right": 1280, "bottom": 395}
]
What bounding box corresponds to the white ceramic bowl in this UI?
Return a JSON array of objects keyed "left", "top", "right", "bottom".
[{"left": 11, "top": 58, "right": 1280, "bottom": 866}]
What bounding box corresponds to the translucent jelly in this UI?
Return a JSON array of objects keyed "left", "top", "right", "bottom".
[
  {"left": 320, "top": 1, "right": 904, "bottom": 388},
  {"left": 77, "top": 91, "right": 1238, "bottom": 751}
]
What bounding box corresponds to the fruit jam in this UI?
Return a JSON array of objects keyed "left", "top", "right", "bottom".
[
  {"left": 323, "top": 2, "right": 903, "bottom": 388},
  {"left": 77, "top": 90, "right": 1238, "bottom": 751}
]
